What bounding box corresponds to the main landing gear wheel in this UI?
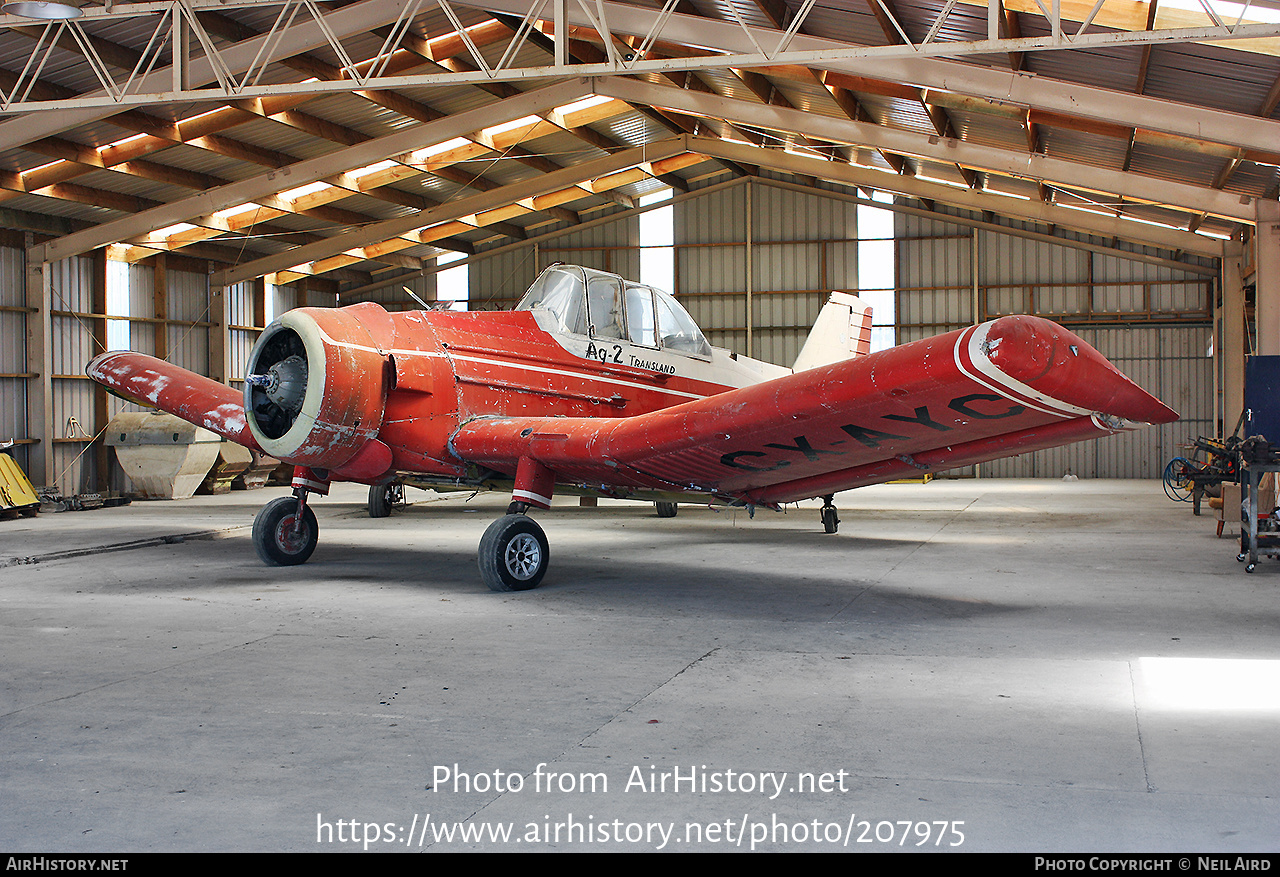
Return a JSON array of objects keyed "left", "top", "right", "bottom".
[
  {"left": 655, "top": 501, "right": 678, "bottom": 518},
  {"left": 253, "top": 496, "right": 318, "bottom": 566},
  {"left": 479, "top": 514, "right": 549, "bottom": 592},
  {"left": 368, "top": 482, "right": 403, "bottom": 518}
]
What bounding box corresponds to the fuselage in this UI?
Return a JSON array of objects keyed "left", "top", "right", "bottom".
[{"left": 314, "top": 303, "right": 787, "bottom": 481}]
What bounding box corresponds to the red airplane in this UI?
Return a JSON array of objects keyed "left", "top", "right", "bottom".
[{"left": 88, "top": 263, "right": 1178, "bottom": 591}]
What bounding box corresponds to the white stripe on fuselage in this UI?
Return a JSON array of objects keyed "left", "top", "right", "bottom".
[{"left": 314, "top": 326, "right": 716, "bottom": 403}]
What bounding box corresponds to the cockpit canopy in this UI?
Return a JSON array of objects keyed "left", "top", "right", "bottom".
[{"left": 516, "top": 265, "right": 712, "bottom": 358}]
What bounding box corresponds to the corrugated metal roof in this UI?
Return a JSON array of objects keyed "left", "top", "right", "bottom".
[{"left": 0, "top": 0, "right": 1269, "bottom": 291}]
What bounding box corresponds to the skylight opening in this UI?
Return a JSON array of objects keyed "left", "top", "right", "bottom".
[
  {"left": 106, "top": 257, "right": 130, "bottom": 351},
  {"left": 279, "top": 181, "right": 331, "bottom": 202},
  {"left": 482, "top": 115, "right": 541, "bottom": 138},
  {"left": 213, "top": 203, "right": 261, "bottom": 220},
  {"left": 555, "top": 94, "right": 611, "bottom": 115},
  {"left": 152, "top": 222, "right": 198, "bottom": 238},
  {"left": 410, "top": 137, "right": 470, "bottom": 162},
  {"left": 98, "top": 132, "right": 148, "bottom": 151},
  {"left": 858, "top": 190, "right": 896, "bottom": 353},
  {"left": 436, "top": 251, "right": 469, "bottom": 311},
  {"left": 639, "top": 189, "right": 674, "bottom": 295},
  {"left": 350, "top": 160, "right": 397, "bottom": 178}
]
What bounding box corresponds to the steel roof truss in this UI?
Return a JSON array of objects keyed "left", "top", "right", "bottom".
[
  {"left": 599, "top": 77, "right": 1258, "bottom": 223},
  {"left": 32, "top": 80, "right": 592, "bottom": 264}
]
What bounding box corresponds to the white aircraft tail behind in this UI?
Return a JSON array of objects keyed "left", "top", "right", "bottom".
[{"left": 792, "top": 291, "right": 874, "bottom": 372}]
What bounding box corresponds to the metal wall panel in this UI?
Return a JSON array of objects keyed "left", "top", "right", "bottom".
[
  {"left": 898, "top": 210, "right": 1212, "bottom": 480},
  {"left": 898, "top": 231, "right": 973, "bottom": 331},
  {"left": 541, "top": 213, "right": 639, "bottom": 284},
  {"left": 752, "top": 291, "right": 825, "bottom": 366},
  {"left": 753, "top": 241, "right": 823, "bottom": 293},
  {"left": 679, "top": 242, "right": 748, "bottom": 298},
  {"left": 127, "top": 262, "right": 156, "bottom": 359},
  {"left": 48, "top": 256, "right": 98, "bottom": 495},
  {"left": 226, "top": 281, "right": 255, "bottom": 384},
  {"left": 472, "top": 249, "right": 538, "bottom": 311},
  {"left": 752, "top": 182, "right": 859, "bottom": 243},
  {"left": 166, "top": 269, "right": 208, "bottom": 375},
  {"left": 824, "top": 240, "right": 859, "bottom": 294},
  {"left": 681, "top": 291, "right": 747, "bottom": 331},
  {"left": 676, "top": 181, "right": 864, "bottom": 363},
  {"left": 678, "top": 184, "right": 746, "bottom": 245},
  {"left": 270, "top": 283, "right": 297, "bottom": 319}
]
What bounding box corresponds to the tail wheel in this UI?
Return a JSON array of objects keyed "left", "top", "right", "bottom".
[
  {"left": 821, "top": 496, "right": 840, "bottom": 534},
  {"left": 479, "top": 514, "right": 549, "bottom": 592},
  {"left": 655, "top": 501, "right": 678, "bottom": 518},
  {"left": 253, "top": 496, "right": 318, "bottom": 565},
  {"left": 368, "top": 482, "right": 402, "bottom": 518}
]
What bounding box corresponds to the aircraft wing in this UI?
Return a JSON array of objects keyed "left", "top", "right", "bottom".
[{"left": 450, "top": 315, "right": 1178, "bottom": 506}]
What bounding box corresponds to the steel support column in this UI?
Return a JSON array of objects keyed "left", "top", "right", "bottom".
[
  {"left": 23, "top": 250, "right": 52, "bottom": 488},
  {"left": 1223, "top": 242, "right": 1246, "bottom": 432},
  {"left": 1255, "top": 200, "right": 1280, "bottom": 356}
]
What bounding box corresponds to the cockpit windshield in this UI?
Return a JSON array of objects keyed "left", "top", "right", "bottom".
[
  {"left": 515, "top": 265, "right": 589, "bottom": 335},
  {"left": 516, "top": 265, "right": 711, "bottom": 357}
]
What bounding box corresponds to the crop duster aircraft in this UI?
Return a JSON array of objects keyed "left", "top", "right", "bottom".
[{"left": 88, "top": 263, "right": 1178, "bottom": 591}]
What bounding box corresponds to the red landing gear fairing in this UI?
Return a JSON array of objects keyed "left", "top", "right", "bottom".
[{"left": 88, "top": 264, "right": 1177, "bottom": 592}]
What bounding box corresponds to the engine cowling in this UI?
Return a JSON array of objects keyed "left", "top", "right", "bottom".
[{"left": 244, "top": 306, "right": 391, "bottom": 471}]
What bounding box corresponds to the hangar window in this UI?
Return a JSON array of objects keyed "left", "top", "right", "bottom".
[
  {"left": 106, "top": 257, "right": 130, "bottom": 351},
  {"left": 639, "top": 189, "right": 674, "bottom": 296},
  {"left": 858, "top": 192, "right": 896, "bottom": 352},
  {"left": 436, "top": 251, "right": 468, "bottom": 311}
]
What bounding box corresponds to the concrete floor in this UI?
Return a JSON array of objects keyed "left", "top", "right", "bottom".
[{"left": 0, "top": 478, "right": 1277, "bottom": 852}]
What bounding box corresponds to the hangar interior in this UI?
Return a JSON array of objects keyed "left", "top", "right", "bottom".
[
  {"left": 1, "top": 0, "right": 1279, "bottom": 853},
  {"left": 1, "top": 0, "right": 1276, "bottom": 493}
]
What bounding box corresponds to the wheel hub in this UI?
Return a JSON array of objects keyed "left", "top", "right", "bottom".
[
  {"left": 274, "top": 515, "right": 308, "bottom": 554},
  {"left": 504, "top": 533, "right": 542, "bottom": 580}
]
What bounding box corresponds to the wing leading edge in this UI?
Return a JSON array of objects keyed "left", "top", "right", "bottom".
[{"left": 450, "top": 315, "right": 1179, "bottom": 506}]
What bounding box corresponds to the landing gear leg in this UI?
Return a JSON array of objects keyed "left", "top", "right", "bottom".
[
  {"left": 821, "top": 494, "right": 839, "bottom": 534},
  {"left": 478, "top": 456, "right": 556, "bottom": 592}
]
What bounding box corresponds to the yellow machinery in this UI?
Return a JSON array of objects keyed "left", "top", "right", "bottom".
[{"left": 0, "top": 442, "right": 39, "bottom": 517}]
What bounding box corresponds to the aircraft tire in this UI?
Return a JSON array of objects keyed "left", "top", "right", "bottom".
[
  {"left": 655, "top": 501, "right": 678, "bottom": 518},
  {"left": 253, "top": 496, "right": 319, "bottom": 566},
  {"left": 368, "top": 483, "right": 394, "bottom": 518},
  {"left": 479, "top": 514, "right": 548, "bottom": 592},
  {"left": 822, "top": 506, "right": 839, "bottom": 534}
]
